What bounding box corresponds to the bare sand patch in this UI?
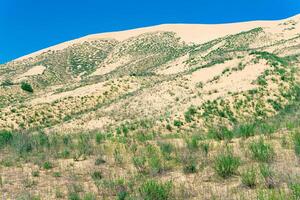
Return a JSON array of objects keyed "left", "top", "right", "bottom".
[{"left": 15, "top": 65, "right": 46, "bottom": 81}]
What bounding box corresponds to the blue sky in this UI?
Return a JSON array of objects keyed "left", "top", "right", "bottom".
[{"left": 1, "top": 0, "right": 300, "bottom": 64}]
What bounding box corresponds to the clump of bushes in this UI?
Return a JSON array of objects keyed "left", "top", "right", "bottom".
[
  {"left": 259, "top": 164, "right": 276, "bottom": 189},
  {"left": 139, "top": 180, "right": 172, "bottom": 200},
  {"left": 0, "top": 130, "right": 13, "bottom": 148},
  {"left": 214, "top": 150, "right": 240, "bottom": 178},
  {"left": 249, "top": 138, "right": 274, "bottom": 162},
  {"left": 21, "top": 82, "right": 34, "bottom": 93},
  {"left": 241, "top": 167, "right": 256, "bottom": 188},
  {"left": 184, "top": 106, "right": 197, "bottom": 122}
]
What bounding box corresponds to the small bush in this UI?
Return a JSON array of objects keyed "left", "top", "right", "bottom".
[
  {"left": 241, "top": 167, "right": 256, "bottom": 188},
  {"left": 259, "top": 164, "right": 276, "bottom": 189},
  {"left": 43, "top": 161, "right": 53, "bottom": 170},
  {"left": 186, "top": 137, "right": 199, "bottom": 151},
  {"left": 183, "top": 159, "right": 197, "bottom": 174},
  {"left": 159, "top": 142, "right": 173, "bottom": 160},
  {"left": 209, "top": 127, "right": 233, "bottom": 141},
  {"left": 184, "top": 106, "right": 197, "bottom": 122},
  {"left": 32, "top": 170, "right": 40, "bottom": 177},
  {"left": 0, "top": 130, "right": 13, "bottom": 148},
  {"left": 249, "top": 138, "right": 274, "bottom": 162},
  {"left": 293, "top": 132, "right": 300, "bottom": 157},
  {"left": 91, "top": 171, "right": 102, "bottom": 181},
  {"left": 95, "top": 132, "right": 104, "bottom": 144},
  {"left": 214, "top": 151, "right": 240, "bottom": 178},
  {"left": 68, "top": 192, "right": 80, "bottom": 200},
  {"left": 200, "top": 142, "right": 210, "bottom": 156},
  {"left": 83, "top": 193, "right": 96, "bottom": 200},
  {"left": 257, "top": 189, "right": 288, "bottom": 200},
  {"left": 139, "top": 180, "right": 172, "bottom": 200},
  {"left": 21, "top": 82, "right": 33, "bottom": 93},
  {"left": 234, "top": 123, "right": 256, "bottom": 138},
  {"left": 173, "top": 120, "right": 183, "bottom": 127},
  {"left": 290, "top": 183, "right": 300, "bottom": 200}
]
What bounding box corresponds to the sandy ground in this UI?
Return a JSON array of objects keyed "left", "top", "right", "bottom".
[{"left": 15, "top": 65, "right": 46, "bottom": 81}]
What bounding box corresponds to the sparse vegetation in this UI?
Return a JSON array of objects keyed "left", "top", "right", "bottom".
[
  {"left": 214, "top": 150, "right": 240, "bottom": 178},
  {"left": 249, "top": 138, "right": 274, "bottom": 163},
  {"left": 1, "top": 16, "right": 300, "bottom": 199}
]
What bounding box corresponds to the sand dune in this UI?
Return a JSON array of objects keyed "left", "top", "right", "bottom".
[{"left": 14, "top": 14, "right": 300, "bottom": 62}]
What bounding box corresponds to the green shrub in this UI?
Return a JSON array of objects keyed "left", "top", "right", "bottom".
[
  {"left": 257, "top": 189, "right": 289, "bottom": 200},
  {"left": 290, "top": 183, "right": 300, "bottom": 200},
  {"left": 12, "top": 133, "right": 33, "bottom": 155},
  {"left": 200, "top": 142, "right": 210, "bottom": 156},
  {"left": 259, "top": 164, "right": 276, "bottom": 189},
  {"left": 139, "top": 180, "right": 172, "bottom": 200},
  {"left": 234, "top": 123, "right": 256, "bottom": 138},
  {"left": 0, "top": 130, "right": 13, "bottom": 148},
  {"left": 249, "top": 138, "right": 274, "bottom": 162},
  {"left": 293, "top": 132, "right": 300, "bottom": 157},
  {"left": 133, "top": 156, "right": 146, "bottom": 172},
  {"left": 43, "top": 161, "right": 53, "bottom": 170},
  {"left": 91, "top": 171, "right": 102, "bottom": 181},
  {"left": 159, "top": 142, "right": 173, "bottom": 160},
  {"left": 209, "top": 127, "right": 233, "bottom": 140},
  {"left": 21, "top": 82, "right": 33, "bottom": 93},
  {"left": 83, "top": 193, "right": 96, "bottom": 200},
  {"left": 183, "top": 159, "right": 197, "bottom": 174},
  {"left": 184, "top": 106, "right": 197, "bottom": 122},
  {"left": 241, "top": 167, "right": 256, "bottom": 188},
  {"left": 186, "top": 137, "right": 199, "bottom": 151},
  {"left": 214, "top": 151, "right": 240, "bottom": 178},
  {"left": 148, "top": 155, "right": 163, "bottom": 175},
  {"left": 173, "top": 120, "right": 183, "bottom": 127},
  {"left": 32, "top": 170, "right": 40, "bottom": 177},
  {"left": 95, "top": 132, "right": 104, "bottom": 144},
  {"left": 117, "top": 191, "right": 128, "bottom": 200},
  {"left": 68, "top": 192, "right": 81, "bottom": 200}
]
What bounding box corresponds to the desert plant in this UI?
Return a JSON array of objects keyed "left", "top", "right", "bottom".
[
  {"left": 159, "top": 142, "right": 173, "bottom": 160},
  {"left": 0, "top": 130, "right": 13, "bottom": 148},
  {"left": 289, "top": 183, "right": 300, "bottom": 200},
  {"left": 83, "top": 193, "right": 96, "bottom": 200},
  {"left": 200, "top": 142, "right": 210, "bottom": 156},
  {"left": 241, "top": 167, "right": 256, "bottom": 188},
  {"left": 43, "top": 161, "right": 53, "bottom": 170},
  {"left": 260, "top": 164, "right": 276, "bottom": 189},
  {"left": 68, "top": 192, "right": 81, "bottom": 200},
  {"left": 214, "top": 150, "right": 240, "bottom": 178},
  {"left": 183, "top": 158, "right": 197, "bottom": 174},
  {"left": 173, "top": 120, "right": 183, "bottom": 127},
  {"left": 249, "top": 138, "right": 274, "bottom": 162},
  {"left": 184, "top": 106, "right": 197, "bottom": 122},
  {"left": 186, "top": 137, "right": 199, "bottom": 151},
  {"left": 293, "top": 131, "right": 300, "bottom": 157},
  {"left": 139, "top": 180, "right": 172, "bottom": 200},
  {"left": 32, "top": 170, "right": 40, "bottom": 177},
  {"left": 21, "top": 82, "right": 33, "bottom": 92},
  {"left": 91, "top": 171, "right": 102, "bottom": 181}
]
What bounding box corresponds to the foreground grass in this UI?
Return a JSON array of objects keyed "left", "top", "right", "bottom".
[{"left": 1, "top": 86, "right": 300, "bottom": 199}]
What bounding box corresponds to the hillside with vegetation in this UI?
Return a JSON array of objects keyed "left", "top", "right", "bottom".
[{"left": 0, "top": 14, "right": 300, "bottom": 199}]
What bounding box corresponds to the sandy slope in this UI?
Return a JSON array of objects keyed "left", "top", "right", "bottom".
[{"left": 14, "top": 14, "right": 300, "bottom": 62}]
